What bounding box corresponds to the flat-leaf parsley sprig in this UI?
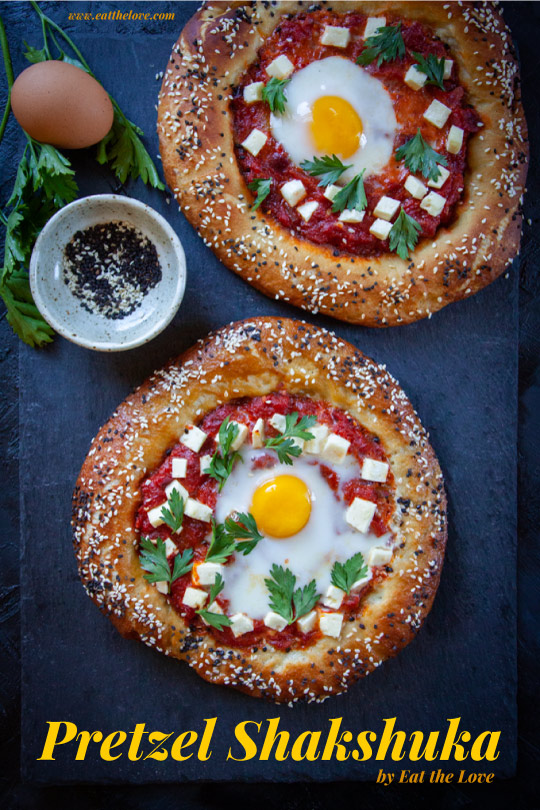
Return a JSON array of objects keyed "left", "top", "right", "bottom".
[
  {"left": 357, "top": 22, "right": 405, "bottom": 67},
  {"left": 389, "top": 208, "right": 422, "bottom": 261},
  {"left": 331, "top": 552, "right": 368, "bottom": 595},
  {"left": 204, "top": 512, "right": 263, "bottom": 563},
  {"left": 395, "top": 129, "right": 448, "bottom": 182},
  {"left": 204, "top": 417, "right": 242, "bottom": 491},
  {"left": 160, "top": 488, "right": 185, "bottom": 534},
  {"left": 248, "top": 178, "right": 272, "bottom": 211},
  {"left": 264, "top": 564, "right": 320, "bottom": 625},
  {"left": 411, "top": 52, "right": 446, "bottom": 91},
  {"left": 331, "top": 170, "right": 367, "bottom": 214},
  {"left": 264, "top": 412, "right": 317, "bottom": 465},
  {"left": 139, "top": 537, "right": 193, "bottom": 593},
  {"left": 196, "top": 574, "right": 232, "bottom": 630},
  {"left": 300, "top": 154, "right": 352, "bottom": 187},
  {"left": 261, "top": 77, "right": 290, "bottom": 113}
]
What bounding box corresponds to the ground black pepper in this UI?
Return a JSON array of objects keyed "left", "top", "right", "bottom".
[{"left": 64, "top": 221, "right": 162, "bottom": 319}]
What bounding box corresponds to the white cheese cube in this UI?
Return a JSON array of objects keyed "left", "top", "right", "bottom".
[
  {"left": 241, "top": 128, "right": 267, "bottom": 157},
  {"left": 423, "top": 99, "right": 452, "bottom": 129},
  {"left": 446, "top": 125, "right": 464, "bottom": 154},
  {"left": 199, "top": 454, "right": 213, "bottom": 475},
  {"left": 320, "top": 25, "right": 350, "bottom": 48},
  {"left": 350, "top": 572, "right": 372, "bottom": 593},
  {"left": 165, "top": 479, "right": 189, "bottom": 502},
  {"left": 266, "top": 54, "right": 294, "bottom": 80},
  {"left": 420, "top": 190, "right": 446, "bottom": 217},
  {"left": 404, "top": 64, "right": 427, "bottom": 91},
  {"left": 164, "top": 538, "right": 178, "bottom": 557},
  {"left": 321, "top": 432, "right": 350, "bottom": 464},
  {"left": 243, "top": 81, "right": 264, "bottom": 103},
  {"left": 428, "top": 166, "right": 450, "bottom": 189},
  {"left": 304, "top": 424, "right": 329, "bottom": 454},
  {"left": 364, "top": 16, "right": 385, "bottom": 38},
  {"left": 264, "top": 611, "right": 288, "bottom": 632},
  {"left": 184, "top": 498, "right": 213, "bottom": 523},
  {"left": 147, "top": 503, "right": 166, "bottom": 528},
  {"left": 319, "top": 611, "right": 344, "bottom": 638},
  {"left": 155, "top": 581, "right": 168, "bottom": 595},
  {"left": 183, "top": 586, "right": 208, "bottom": 609},
  {"left": 251, "top": 417, "right": 265, "bottom": 449},
  {"left": 324, "top": 184, "right": 341, "bottom": 201},
  {"left": 346, "top": 497, "right": 377, "bottom": 533},
  {"left": 369, "top": 218, "right": 392, "bottom": 241},
  {"left": 361, "top": 457, "right": 389, "bottom": 483},
  {"left": 443, "top": 59, "right": 453, "bottom": 80},
  {"left": 368, "top": 546, "right": 393, "bottom": 566},
  {"left": 339, "top": 209, "right": 365, "bottom": 223},
  {"left": 270, "top": 412, "right": 287, "bottom": 433},
  {"left": 180, "top": 425, "right": 207, "bottom": 453},
  {"left": 297, "top": 200, "right": 318, "bottom": 222},
  {"left": 373, "top": 196, "right": 400, "bottom": 222},
  {"left": 230, "top": 612, "right": 254, "bottom": 637},
  {"left": 195, "top": 561, "right": 224, "bottom": 586},
  {"left": 322, "top": 584, "right": 345, "bottom": 610},
  {"left": 171, "top": 457, "right": 187, "bottom": 478},
  {"left": 404, "top": 175, "right": 428, "bottom": 200},
  {"left": 297, "top": 609, "right": 317, "bottom": 633},
  {"left": 280, "top": 179, "right": 306, "bottom": 208},
  {"left": 229, "top": 421, "right": 249, "bottom": 451}
]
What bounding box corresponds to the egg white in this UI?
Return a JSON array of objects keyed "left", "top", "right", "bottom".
[{"left": 270, "top": 56, "right": 397, "bottom": 182}]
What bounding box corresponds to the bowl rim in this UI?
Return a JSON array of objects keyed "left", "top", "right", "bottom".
[{"left": 29, "top": 193, "right": 186, "bottom": 352}]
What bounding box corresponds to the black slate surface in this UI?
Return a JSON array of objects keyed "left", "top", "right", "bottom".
[{"left": 0, "top": 0, "right": 530, "bottom": 792}]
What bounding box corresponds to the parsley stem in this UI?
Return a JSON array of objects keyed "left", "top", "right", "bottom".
[
  {"left": 30, "top": 2, "right": 90, "bottom": 71},
  {"left": 0, "top": 14, "right": 14, "bottom": 148}
]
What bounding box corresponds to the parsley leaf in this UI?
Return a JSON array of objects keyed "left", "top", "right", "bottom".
[
  {"left": 331, "top": 552, "right": 368, "bottom": 594},
  {"left": 331, "top": 170, "right": 367, "bottom": 214},
  {"left": 300, "top": 154, "right": 352, "bottom": 187},
  {"left": 33, "top": 145, "right": 78, "bottom": 207},
  {"left": 172, "top": 548, "right": 195, "bottom": 580},
  {"left": 205, "top": 520, "right": 237, "bottom": 564},
  {"left": 265, "top": 564, "right": 296, "bottom": 624},
  {"left": 205, "top": 417, "right": 242, "bottom": 491},
  {"left": 264, "top": 412, "right": 317, "bottom": 465},
  {"left": 208, "top": 573, "right": 225, "bottom": 604},
  {"left": 394, "top": 129, "right": 448, "bottom": 182},
  {"left": 389, "top": 209, "right": 422, "bottom": 261},
  {"left": 292, "top": 579, "right": 320, "bottom": 620},
  {"left": 196, "top": 572, "right": 233, "bottom": 628},
  {"left": 0, "top": 270, "right": 54, "bottom": 347},
  {"left": 160, "top": 488, "right": 185, "bottom": 534},
  {"left": 139, "top": 537, "right": 193, "bottom": 592},
  {"left": 357, "top": 23, "right": 405, "bottom": 67},
  {"left": 96, "top": 111, "right": 164, "bottom": 189},
  {"left": 248, "top": 178, "right": 272, "bottom": 210},
  {"left": 411, "top": 52, "right": 445, "bottom": 91},
  {"left": 261, "top": 77, "right": 290, "bottom": 113},
  {"left": 224, "top": 512, "right": 263, "bottom": 555}
]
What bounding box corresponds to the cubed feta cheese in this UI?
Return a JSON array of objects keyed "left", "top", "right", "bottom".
[
  {"left": 446, "top": 125, "right": 464, "bottom": 154},
  {"left": 443, "top": 59, "right": 453, "bottom": 80},
  {"left": 147, "top": 503, "right": 166, "bottom": 528},
  {"left": 155, "top": 581, "right": 169, "bottom": 595},
  {"left": 373, "top": 196, "right": 400, "bottom": 221},
  {"left": 165, "top": 479, "right": 189, "bottom": 502},
  {"left": 320, "top": 25, "right": 350, "bottom": 48},
  {"left": 368, "top": 546, "right": 393, "bottom": 566},
  {"left": 251, "top": 417, "right": 265, "bottom": 449},
  {"left": 184, "top": 498, "right": 213, "bottom": 523},
  {"left": 364, "top": 16, "right": 386, "bottom": 38},
  {"left": 297, "top": 200, "right": 318, "bottom": 222},
  {"left": 241, "top": 128, "right": 267, "bottom": 157},
  {"left": 304, "top": 424, "right": 329, "bottom": 454},
  {"left": 322, "top": 584, "right": 345, "bottom": 610},
  {"left": 428, "top": 166, "right": 450, "bottom": 189},
  {"left": 230, "top": 421, "right": 249, "bottom": 451},
  {"left": 404, "top": 64, "right": 427, "bottom": 91},
  {"left": 199, "top": 454, "right": 213, "bottom": 475},
  {"left": 183, "top": 586, "right": 208, "bottom": 609},
  {"left": 350, "top": 572, "right": 372, "bottom": 593},
  {"left": 164, "top": 538, "right": 177, "bottom": 557},
  {"left": 361, "top": 457, "right": 389, "bottom": 482},
  {"left": 339, "top": 209, "right": 365, "bottom": 223},
  {"left": 420, "top": 190, "right": 446, "bottom": 217},
  {"left": 321, "top": 432, "right": 350, "bottom": 463},
  {"left": 346, "top": 496, "right": 377, "bottom": 533},
  {"left": 171, "top": 457, "right": 187, "bottom": 478},
  {"left": 423, "top": 99, "right": 452, "bottom": 129},
  {"left": 369, "top": 218, "right": 393, "bottom": 241},
  {"left": 324, "top": 184, "right": 341, "bottom": 201},
  {"left": 280, "top": 179, "right": 306, "bottom": 208},
  {"left": 270, "top": 412, "right": 287, "bottom": 433},
  {"left": 180, "top": 425, "right": 207, "bottom": 453},
  {"left": 264, "top": 611, "right": 288, "bottom": 632},
  {"left": 297, "top": 609, "right": 318, "bottom": 633},
  {"left": 319, "top": 611, "right": 344, "bottom": 638},
  {"left": 195, "top": 561, "right": 224, "bottom": 586},
  {"left": 404, "top": 175, "right": 428, "bottom": 200},
  {"left": 266, "top": 54, "right": 294, "bottom": 80},
  {"left": 243, "top": 81, "right": 264, "bottom": 103},
  {"left": 230, "top": 612, "right": 254, "bottom": 637}
]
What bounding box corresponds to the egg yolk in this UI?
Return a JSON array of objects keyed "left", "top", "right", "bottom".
[
  {"left": 250, "top": 475, "right": 311, "bottom": 538},
  {"left": 310, "top": 95, "right": 363, "bottom": 158}
]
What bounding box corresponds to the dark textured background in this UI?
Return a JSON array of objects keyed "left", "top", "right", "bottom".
[{"left": 1, "top": 1, "right": 539, "bottom": 807}]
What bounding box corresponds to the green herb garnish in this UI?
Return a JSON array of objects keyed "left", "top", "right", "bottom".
[
  {"left": 261, "top": 77, "right": 290, "bottom": 113},
  {"left": 394, "top": 129, "right": 448, "bottom": 182},
  {"left": 411, "top": 52, "right": 445, "bottom": 91},
  {"left": 223, "top": 512, "right": 263, "bottom": 555},
  {"left": 160, "top": 488, "right": 185, "bottom": 534},
  {"left": 264, "top": 412, "right": 317, "bottom": 465},
  {"left": 330, "top": 552, "right": 368, "bottom": 595},
  {"left": 264, "top": 564, "right": 320, "bottom": 625},
  {"left": 331, "top": 170, "right": 367, "bottom": 214},
  {"left": 248, "top": 178, "right": 272, "bottom": 211},
  {"left": 205, "top": 520, "right": 236, "bottom": 564},
  {"left": 139, "top": 537, "right": 193, "bottom": 593},
  {"left": 204, "top": 417, "right": 242, "bottom": 491},
  {"left": 196, "top": 573, "right": 232, "bottom": 629},
  {"left": 389, "top": 209, "right": 422, "bottom": 261},
  {"left": 300, "top": 154, "right": 352, "bottom": 187},
  {"left": 357, "top": 22, "right": 405, "bottom": 67}
]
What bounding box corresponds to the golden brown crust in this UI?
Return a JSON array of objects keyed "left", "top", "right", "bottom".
[
  {"left": 72, "top": 317, "right": 447, "bottom": 702},
  {"left": 157, "top": 1, "right": 528, "bottom": 326}
]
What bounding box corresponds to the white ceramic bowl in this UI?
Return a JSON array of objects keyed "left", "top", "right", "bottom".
[{"left": 29, "top": 194, "right": 186, "bottom": 351}]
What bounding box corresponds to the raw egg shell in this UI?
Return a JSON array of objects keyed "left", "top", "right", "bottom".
[{"left": 11, "top": 61, "right": 114, "bottom": 149}]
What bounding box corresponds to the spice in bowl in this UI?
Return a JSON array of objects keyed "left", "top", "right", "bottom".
[{"left": 63, "top": 221, "right": 162, "bottom": 319}]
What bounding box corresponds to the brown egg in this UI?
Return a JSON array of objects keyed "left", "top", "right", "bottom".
[{"left": 11, "top": 61, "right": 114, "bottom": 149}]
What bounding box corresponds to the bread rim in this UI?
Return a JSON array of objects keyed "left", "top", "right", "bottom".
[{"left": 72, "top": 317, "right": 447, "bottom": 703}]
